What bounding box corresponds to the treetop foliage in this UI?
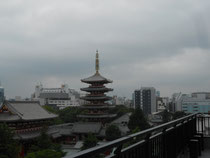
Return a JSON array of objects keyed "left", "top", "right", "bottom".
[
  {"left": 105, "top": 124, "right": 121, "bottom": 141},
  {"left": 59, "top": 106, "right": 82, "bottom": 123},
  {"left": 128, "top": 108, "right": 150, "bottom": 131},
  {"left": 172, "top": 111, "right": 186, "bottom": 120},
  {"left": 0, "top": 123, "right": 19, "bottom": 158},
  {"left": 25, "top": 149, "right": 63, "bottom": 158},
  {"left": 109, "top": 105, "right": 134, "bottom": 118},
  {"left": 161, "top": 109, "right": 172, "bottom": 123},
  {"left": 26, "top": 127, "right": 65, "bottom": 158},
  {"left": 81, "top": 133, "right": 98, "bottom": 150}
]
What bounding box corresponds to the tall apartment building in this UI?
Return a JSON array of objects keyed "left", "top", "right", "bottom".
[
  {"left": 133, "top": 87, "right": 156, "bottom": 115},
  {"left": 133, "top": 90, "right": 141, "bottom": 109},
  {"left": 0, "top": 86, "right": 4, "bottom": 105}
]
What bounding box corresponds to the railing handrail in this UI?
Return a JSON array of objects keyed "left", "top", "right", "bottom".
[{"left": 66, "top": 113, "right": 196, "bottom": 158}]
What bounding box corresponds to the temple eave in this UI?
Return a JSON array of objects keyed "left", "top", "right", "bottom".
[
  {"left": 80, "top": 105, "right": 115, "bottom": 109},
  {"left": 77, "top": 114, "right": 117, "bottom": 118},
  {"left": 80, "top": 88, "right": 113, "bottom": 92},
  {"left": 80, "top": 97, "right": 112, "bottom": 101},
  {"left": 81, "top": 80, "right": 112, "bottom": 84}
]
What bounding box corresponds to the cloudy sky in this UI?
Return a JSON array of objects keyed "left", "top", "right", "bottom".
[{"left": 0, "top": 0, "right": 210, "bottom": 99}]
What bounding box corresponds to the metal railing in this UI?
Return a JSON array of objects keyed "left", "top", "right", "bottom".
[
  {"left": 197, "top": 114, "right": 210, "bottom": 136},
  {"left": 67, "top": 114, "right": 197, "bottom": 158}
]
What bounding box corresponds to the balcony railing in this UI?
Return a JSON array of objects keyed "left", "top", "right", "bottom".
[
  {"left": 196, "top": 114, "right": 210, "bottom": 136},
  {"left": 66, "top": 114, "right": 199, "bottom": 158}
]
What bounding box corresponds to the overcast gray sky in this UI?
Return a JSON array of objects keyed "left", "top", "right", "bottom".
[{"left": 0, "top": 0, "right": 210, "bottom": 99}]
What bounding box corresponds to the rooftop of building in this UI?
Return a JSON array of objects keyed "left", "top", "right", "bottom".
[
  {"left": 72, "top": 122, "right": 102, "bottom": 134},
  {"left": 135, "top": 87, "right": 156, "bottom": 91},
  {"left": 39, "top": 92, "right": 69, "bottom": 99},
  {"left": 0, "top": 101, "right": 57, "bottom": 122},
  {"left": 81, "top": 72, "right": 112, "bottom": 84}
]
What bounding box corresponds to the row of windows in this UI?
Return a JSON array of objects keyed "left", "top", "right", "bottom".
[
  {"left": 49, "top": 100, "right": 72, "bottom": 104},
  {"left": 183, "top": 102, "right": 210, "bottom": 105}
]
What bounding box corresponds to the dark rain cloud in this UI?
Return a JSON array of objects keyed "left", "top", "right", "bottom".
[{"left": 0, "top": 0, "right": 210, "bottom": 98}]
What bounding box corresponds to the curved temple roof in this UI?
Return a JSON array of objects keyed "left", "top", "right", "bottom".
[
  {"left": 0, "top": 101, "right": 57, "bottom": 122},
  {"left": 81, "top": 72, "right": 112, "bottom": 84},
  {"left": 80, "top": 87, "right": 113, "bottom": 92},
  {"left": 80, "top": 96, "right": 112, "bottom": 101},
  {"left": 77, "top": 114, "right": 117, "bottom": 118}
]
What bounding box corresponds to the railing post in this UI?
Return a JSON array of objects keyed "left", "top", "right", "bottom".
[
  {"left": 162, "top": 128, "right": 167, "bottom": 158},
  {"left": 193, "top": 115, "right": 197, "bottom": 135},
  {"left": 201, "top": 116, "right": 204, "bottom": 134},
  {"left": 145, "top": 133, "right": 151, "bottom": 158},
  {"left": 172, "top": 124, "right": 177, "bottom": 158},
  {"left": 189, "top": 139, "right": 199, "bottom": 158},
  {"left": 114, "top": 145, "right": 122, "bottom": 158}
]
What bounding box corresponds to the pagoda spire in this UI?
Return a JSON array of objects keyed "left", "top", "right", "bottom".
[{"left": 96, "top": 50, "right": 99, "bottom": 73}]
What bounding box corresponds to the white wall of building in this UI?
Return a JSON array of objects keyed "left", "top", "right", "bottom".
[{"left": 32, "top": 84, "right": 80, "bottom": 109}]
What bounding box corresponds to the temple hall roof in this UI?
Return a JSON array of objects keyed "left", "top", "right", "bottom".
[
  {"left": 0, "top": 101, "right": 57, "bottom": 122},
  {"left": 72, "top": 122, "right": 102, "bottom": 134}
]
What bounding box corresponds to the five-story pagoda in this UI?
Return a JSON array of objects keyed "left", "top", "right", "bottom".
[{"left": 78, "top": 51, "right": 116, "bottom": 123}]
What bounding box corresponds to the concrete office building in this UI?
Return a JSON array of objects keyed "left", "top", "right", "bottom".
[
  {"left": 32, "top": 84, "right": 80, "bottom": 109},
  {"left": 182, "top": 92, "right": 210, "bottom": 114},
  {"left": 170, "top": 92, "right": 183, "bottom": 112},
  {"left": 133, "top": 87, "right": 156, "bottom": 115}
]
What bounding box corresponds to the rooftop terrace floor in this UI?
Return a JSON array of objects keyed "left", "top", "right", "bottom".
[{"left": 200, "top": 149, "right": 210, "bottom": 158}]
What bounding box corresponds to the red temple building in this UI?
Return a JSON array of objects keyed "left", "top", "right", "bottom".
[
  {"left": 0, "top": 101, "right": 57, "bottom": 156},
  {"left": 78, "top": 52, "right": 116, "bottom": 124}
]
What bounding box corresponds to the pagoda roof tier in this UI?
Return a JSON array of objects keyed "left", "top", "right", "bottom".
[
  {"left": 81, "top": 72, "right": 112, "bottom": 84},
  {"left": 80, "top": 105, "right": 115, "bottom": 109},
  {"left": 80, "top": 96, "right": 112, "bottom": 101},
  {"left": 77, "top": 114, "right": 117, "bottom": 118},
  {"left": 80, "top": 87, "right": 113, "bottom": 92},
  {"left": 84, "top": 103, "right": 110, "bottom": 106}
]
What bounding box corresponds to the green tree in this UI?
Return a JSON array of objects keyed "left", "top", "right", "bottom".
[
  {"left": 105, "top": 124, "right": 121, "bottom": 141},
  {"left": 173, "top": 111, "right": 186, "bottom": 120},
  {"left": 43, "top": 105, "right": 59, "bottom": 114},
  {"left": 161, "top": 109, "right": 172, "bottom": 123},
  {"left": 81, "top": 133, "right": 98, "bottom": 150},
  {"left": 36, "top": 127, "right": 53, "bottom": 150},
  {"left": 27, "top": 127, "right": 65, "bottom": 157},
  {"left": 0, "top": 124, "right": 19, "bottom": 158},
  {"left": 59, "top": 107, "right": 81, "bottom": 123},
  {"left": 128, "top": 108, "right": 150, "bottom": 131},
  {"left": 25, "top": 149, "right": 63, "bottom": 158},
  {"left": 109, "top": 105, "right": 133, "bottom": 118},
  {"left": 131, "top": 126, "right": 140, "bottom": 134},
  {"left": 123, "top": 127, "right": 141, "bottom": 148},
  {"left": 43, "top": 105, "right": 64, "bottom": 125}
]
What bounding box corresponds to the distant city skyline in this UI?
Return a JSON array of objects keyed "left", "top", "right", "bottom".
[{"left": 0, "top": 0, "right": 210, "bottom": 99}]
